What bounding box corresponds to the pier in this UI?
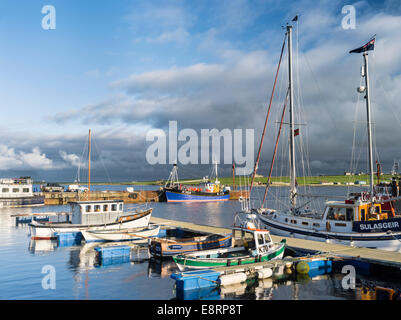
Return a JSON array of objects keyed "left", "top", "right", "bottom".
[
  {"left": 40, "top": 190, "right": 248, "bottom": 205},
  {"left": 149, "top": 216, "right": 401, "bottom": 268}
]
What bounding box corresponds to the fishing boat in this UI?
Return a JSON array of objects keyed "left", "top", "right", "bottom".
[
  {"left": 81, "top": 223, "right": 160, "bottom": 242},
  {"left": 163, "top": 163, "right": 230, "bottom": 202},
  {"left": 29, "top": 200, "right": 153, "bottom": 240},
  {"left": 0, "top": 176, "right": 44, "bottom": 208},
  {"left": 149, "top": 228, "right": 232, "bottom": 258},
  {"left": 172, "top": 212, "right": 286, "bottom": 271},
  {"left": 252, "top": 23, "right": 401, "bottom": 252}
]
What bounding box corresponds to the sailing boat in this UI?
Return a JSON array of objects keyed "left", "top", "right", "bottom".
[
  {"left": 29, "top": 130, "right": 153, "bottom": 240},
  {"left": 255, "top": 25, "right": 401, "bottom": 252},
  {"left": 163, "top": 162, "right": 230, "bottom": 202}
]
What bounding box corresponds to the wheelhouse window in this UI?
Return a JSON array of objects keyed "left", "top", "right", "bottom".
[
  {"left": 257, "top": 233, "right": 264, "bottom": 245},
  {"left": 327, "top": 207, "right": 353, "bottom": 221},
  {"left": 12, "top": 188, "right": 19, "bottom": 193},
  {"left": 233, "top": 229, "right": 242, "bottom": 240},
  {"left": 86, "top": 205, "right": 92, "bottom": 212},
  {"left": 22, "top": 188, "right": 30, "bottom": 193},
  {"left": 103, "top": 205, "right": 109, "bottom": 211},
  {"left": 119, "top": 204, "right": 123, "bottom": 211},
  {"left": 94, "top": 205, "right": 101, "bottom": 212},
  {"left": 2, "top": 188, "right": 9, "bottom": 193},
  {"left": 111, "top": 204, "right": 117, "bottom": 211}
]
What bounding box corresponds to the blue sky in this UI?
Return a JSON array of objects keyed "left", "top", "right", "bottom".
[{"left": 0, "top": 0, "right": 400, "bottom": 181}]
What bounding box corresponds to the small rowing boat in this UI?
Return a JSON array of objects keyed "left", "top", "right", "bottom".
[{"left": 81, "top": 224, "right": 160, "bottom": 242}]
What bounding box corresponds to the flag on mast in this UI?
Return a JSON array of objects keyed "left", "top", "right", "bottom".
[{"left": 349, "top": 36, "right": 376, "bottom": 53}]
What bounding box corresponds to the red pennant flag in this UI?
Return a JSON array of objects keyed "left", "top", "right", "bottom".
[{"left": 294, "top": 128, "right": 299, "bottom": 136}]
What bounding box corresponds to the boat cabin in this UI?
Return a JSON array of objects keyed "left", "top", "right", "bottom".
[
  {"left": 232, "top": 226, "right": 273, "bottom": 256},
  {"left": 323, "top": 200, "right": 386, "bottom": 223},
  {"left": 70, "top": 200, "right": 124, "bottom": 225},
  {"left": 0, "top": 177, "right": 34, "bottom": 198}
]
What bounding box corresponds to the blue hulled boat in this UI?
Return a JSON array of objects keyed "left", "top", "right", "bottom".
[{"left": 163, "top": 163, "right": 230, "bottom": 203}]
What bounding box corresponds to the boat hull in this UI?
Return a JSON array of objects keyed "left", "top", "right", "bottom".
[
  {"left": 29, "top": 209, "right": 152, "bottom": 240},
  {"left": 81, "top": 224, "right": 160, "bottom": 242},
  {"left": 173, "top": 241, "right": 286, "bottom": 271},
  {"left": 150, "top": 234, "right": 232, "bottom": 258},
  {"left": 0, "top": 195, "right": 44, "bottom": 208},
  {"left": 258, "top": 214, "right": 401, "bottom": 252},
  {"left": 164, "top": 190, "right": 230, "bottom": 202}
]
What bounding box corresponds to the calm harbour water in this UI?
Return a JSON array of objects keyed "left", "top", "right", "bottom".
[{"left": 1, "top": 185, "right": 401, "bottom": 300}]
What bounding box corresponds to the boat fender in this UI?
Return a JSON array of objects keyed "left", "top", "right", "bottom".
[
  {"left": 58, "top": 194, "right": 62, "bottom": 198},
  {"left": 219, "top": 273, "right": 247, "bottom": 286},
  {"left": 257, "top": 268, "right": 273, "bottom": 279},
  {"left": 51, "top": 194, "right": 55, "bottom": 198},
  {"left": 326, "top": 221, "right": 331, "bottom": 232}
]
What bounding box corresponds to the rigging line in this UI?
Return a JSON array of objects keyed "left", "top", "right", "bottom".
[
  {"left": 249, "top": 33, "right": 287, "bottom": 195},
  {"left": 92, "top": 138, "right": 113, "bottom": 185},
  {"left": 76, "top": 136, "right": 89, "bottom": 183},
  {"left": 300, "top": 50, "right": 340, "bottom": 133},
  {"left": 348, "top": 77, "right": 363, "bottom": 192},
  {"left": 262, "top": 89, "right": 289, "bottom": 207}
]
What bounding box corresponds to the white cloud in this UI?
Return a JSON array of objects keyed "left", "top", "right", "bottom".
[
  {"left": 0, "top": 145, "right": 53, "bottom": 170},
  {"left": 59, "top": 150, "right": 81, "bottom": 167}
]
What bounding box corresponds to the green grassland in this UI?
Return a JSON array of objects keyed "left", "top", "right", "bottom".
[
  {"left": 127, "top": 174, "right": 395, "bottom": 186},
  {"left": 39, "top": 174, "right": 395, "bottom": 186}
]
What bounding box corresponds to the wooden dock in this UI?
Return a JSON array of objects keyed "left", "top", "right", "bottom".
[
  {"left": 41, "top": 190, "right": 248, "bottom": 205},
  {"left": 150, "top": 216, "right": 401, "bottom": 268}
]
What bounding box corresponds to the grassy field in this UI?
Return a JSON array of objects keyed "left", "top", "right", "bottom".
[
  {"left": 38, "top": 174, "right": 394, "bottom": 186},
  {"left": 127, "top": 174, "right": 394, "bottom": 186}
]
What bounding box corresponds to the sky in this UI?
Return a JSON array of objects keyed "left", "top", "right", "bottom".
[{"left": 0, "top": 0, "right": 401, "bottom": 182}]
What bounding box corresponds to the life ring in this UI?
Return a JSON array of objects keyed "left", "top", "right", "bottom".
[
  {"left": 58, "top": 194, "right": 62, "bottom": 198},
  {"left": 326, "top": 221, "right": 331, "bottom": 232},
  {"left": 51, "top": 194, "right": 55, "bottom": 198}
]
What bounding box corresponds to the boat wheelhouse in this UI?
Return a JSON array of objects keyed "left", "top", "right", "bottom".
[{"left": 0, "top": 176, "right": 44, "bottom": 207}]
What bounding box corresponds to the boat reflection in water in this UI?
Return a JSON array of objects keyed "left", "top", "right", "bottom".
[
  {"left": 148, "top": 258, "right": 179, "bottom": 278},
  {"left": 28, "top": 239, "right": 58, "bottom": 254}
]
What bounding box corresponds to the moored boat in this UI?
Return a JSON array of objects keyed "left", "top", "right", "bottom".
[
  {"left": 81, "top": 223, "right": 160, "bottom": 242},
  {"left": 0, "top": 176, "right": 44, "bottom": 208},
  {"left": 29, "top": 200, "right": 152, "bottom": 240},
  {"left": 172, "top": 212, "right": 286, "bottom": 271},
  {"left": 253, "top": 24, "right": 401, "bottom": 252},
  {"left": 149, "top": 229, "right": 232, "bottom": 258},
  {"left": 163, "top": 163, "right": 230, "bottom": 202}
]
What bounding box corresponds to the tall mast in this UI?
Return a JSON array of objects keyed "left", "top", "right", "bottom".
[
  {"left": 363, "top": 52, "right": 375, "bottom": 199},
  {"left": 88, "top": 129, "right": 91, "bottom": 197},
  {"left": 287, "top": 24, "right": 297, "bottom": 209},
  {"left": 215, "top": 161, "right": 218, "bottom": 183}
]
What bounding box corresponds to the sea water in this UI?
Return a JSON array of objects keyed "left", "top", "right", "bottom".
[{"left": 1, "top": 185, "right": 401, "bottom": 300}]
